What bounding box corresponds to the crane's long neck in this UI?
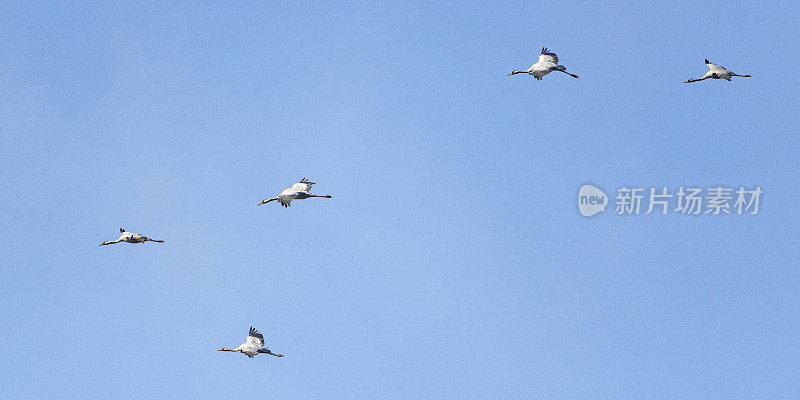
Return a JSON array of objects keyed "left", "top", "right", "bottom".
[
  {"left": 258, "top": 197, "right": 279, "bottom": 206},
  {"left": 685, "top": 76, "right": 709, "bottom": 83}
]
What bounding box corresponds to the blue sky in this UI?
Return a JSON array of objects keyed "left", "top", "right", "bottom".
[{"left": 1, "top": 1, "right": 798, "bottom": 398}]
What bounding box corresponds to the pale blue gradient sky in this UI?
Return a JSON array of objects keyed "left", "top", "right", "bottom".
[{"left": 1, "top": 1, "right": 799, "bottom": 399}]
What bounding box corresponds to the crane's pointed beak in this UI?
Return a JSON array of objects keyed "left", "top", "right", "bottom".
[{"left": 276, "top": 354, "right": 284, "bottom": 357}]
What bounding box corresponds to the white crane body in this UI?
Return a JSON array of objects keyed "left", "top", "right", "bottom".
[
  {"left": 684, "top": 59, "right": 751, "bottom": 83},
  {"left": 219, "top": 327, "right": 284, "bottom": 359},
  {"left": 508, "top": 47, "right": 579, "bottom": 80},
  {"left": 99, "top": 228, "right": 164, "bottom": 246},
  {"left": 259, "top": 178, "right": 333, "bottom": 208}
]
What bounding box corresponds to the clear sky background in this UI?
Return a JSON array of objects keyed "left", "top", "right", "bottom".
[{"left": 1, "top": 1, "right": 798, "bottom": 399}]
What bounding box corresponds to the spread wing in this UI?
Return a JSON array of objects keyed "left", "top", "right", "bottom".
[
  {"left": 278, "top": 195, "right": 294, "bottom": 207},
  {"left": 705, "top": 59, "right": 726, "bottom": 71},
  {"left": 247, "top": 326, "right": 265, "bottom": 347},
  {"left": 538, "top": 47, "right": 558, "bottom": 65},
  {"left": 290, "top": 177, "right": 316, "bottom": 193},
  {"left": 290, "top": 182, "right": 313, "bottom": 192}
]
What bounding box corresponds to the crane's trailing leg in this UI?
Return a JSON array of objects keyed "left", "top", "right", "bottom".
[{"left": 555, "top": 68, "right": 579, "bottom": 78}]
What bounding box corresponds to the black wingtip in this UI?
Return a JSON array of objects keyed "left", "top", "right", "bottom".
[
  {"left": 541, "top": 47, "right": 547, "bottom": 54},
  {"left": 120, "top": 228, "right": 125, "bottom": 233},
  {"left": 705, "top": 59, "right": 710, "bottom": 64}
]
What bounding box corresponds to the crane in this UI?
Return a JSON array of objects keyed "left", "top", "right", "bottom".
[
  {"left": 218, "top": 327, "right": 284, "bottom": 358},
  {"left": 508, "top": 47, "right": 579, "bottom": 80},
  {"left": 259, "top": 178, "right": 333, "bottom": 208},
  {"left": 99, "top": 228, "right": 164, "bottom": 246},
  {"left": 684, "top": 59, "right": 751, "bottom": 83}
]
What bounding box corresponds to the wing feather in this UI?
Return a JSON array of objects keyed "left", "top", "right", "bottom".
[
  {"left": 278, "top": 195, "right": 293, "bottom": 207},
  {"left": 705, "top": 59, "right": 726, "bottom": 71},
  {"left": 538, "top": 47, "right": 558, "bottom": 65},
  {"left": 247, "top": 326, "right": 265, "bottom": 347},
  {"left": 290, "top": 182, "right": 314, "bottom": 192}
]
